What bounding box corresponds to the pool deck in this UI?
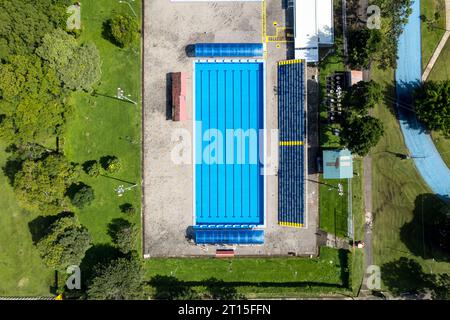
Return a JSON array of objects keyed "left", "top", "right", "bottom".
[{"left": 143, "top": 0, "right": 319, "bottom": 257}]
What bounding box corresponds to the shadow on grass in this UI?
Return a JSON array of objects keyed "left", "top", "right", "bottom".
[
  {"left": 28, "top": 212, "right": 74, "bottom": 245},
  {"left": 147, "top": 275, "right": 349, "bottom": 300},
  {"left": 338, "top": 249, "right": 350, "bottom": 288},
  {"left": 400, "top": 193, "right": 450, "bottom": 262},
  {"left": 1, "top": 157, "right": 22, "bottom": 186},
  {"left": 79, "top": 244, "right": 123, "bottom": 286},
  {"left": 380, "top": 257, "right": 435, "bottom": 296},
  {"left": 65, "top": 181, "right": 89, "bottom": 200}
]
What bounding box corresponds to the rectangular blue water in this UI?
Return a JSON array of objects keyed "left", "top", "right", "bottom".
[{"left": 194, "top": 60, "right": 265, "bottom": 225}]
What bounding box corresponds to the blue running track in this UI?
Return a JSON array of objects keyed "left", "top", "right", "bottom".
[{"left": 396, "top": 0, "right": 450, "bottom": 199}]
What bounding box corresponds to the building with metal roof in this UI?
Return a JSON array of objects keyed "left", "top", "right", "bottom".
[
  {"left": 294, "top": 0, "right": 334, "bottom": 62},
  {"left": 323, "top": 149, "right": 353, "bottom": 179}
]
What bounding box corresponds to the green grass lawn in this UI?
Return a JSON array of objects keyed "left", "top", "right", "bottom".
[
  {"left": 431, "top": 131, "right": 450, "bottom": 168},
  {"left": 64, "top": 0, "right": 142, "bottom": 246},
  {"left": 421, "top": 0, "right": 446, "bottom": 70},
  {"left": 144, "top": 247, "right": 352, "bottom": 298},
  {"left": 0, "top": 142, "right": 54, "bottom": 296},
  {"left": 351, "top": 159, "right": 365, "bottom": 241},
  {"left": 318, "top": 158, "right": 364, "bottom": 241},
  {"left": 0, "top": 0, "right": 142, "bottom": 296},
  {"left": 428, "top": 35, "right": 450, "bottom": 81},
  {"left": 371, "top": 67, "right": 450, "bottom": 289},
  {"left": 319, "top": 53, "right": 346, "bottom": 148},
  {"left": 319, "top": 177, "right": 349, "bottom": 238}
]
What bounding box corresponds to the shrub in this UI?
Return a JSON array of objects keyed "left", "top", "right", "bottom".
[
  {"left": 36, "top": 215, "right": 91, "bottom": 270},
  {"left": 120, "top": 203, "right": 136, "bottom": 215},
  {"left": 83, "top": 160, "right": 101, "bottom": 177},
  {"left": 101, "top": 156, "right": 121, "bottom": 174},
  {"left": 108, "top": 218, "right": 136, "bottom": 254},
  {"left": 70, "top": 184, "right": 95, "bottom": 209},
  {"left": 106, "top": 14, "right": 139, "bottom": 48}
]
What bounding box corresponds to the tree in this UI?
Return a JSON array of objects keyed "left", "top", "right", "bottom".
[
  {"left": 107, "top": 15, "right": 140, "bottom": 48},
  {"left": 13, "top": 154, "right": 80, "bottom": 212},
  {"left": 70, "top": 184, "right": 95, "bottom": 209},
  {"left": 341, "top": 116, "right": 384, "bottom": 156},
  {"left": 345, "top": 80, "right": 383, "bottom": 115},
  {"left": 36, "top": 29, "right": 78, "bottom": 71},
  {"left": 37, "top": 31, "right": 102, "bottom": 91},
  {"left": 36, "top": 215, "right": 91, "bottom": 270},
  {"left": 348, "top": 28, "right": 382, "bottom": 69},
  {"left": 108, "top": 218, "right": 136, "bottom": 254},
  {"left": 0, "top": 55, "right": 67, "bottom": 144},
  {"left": 87, "top": 256, "right": 144, "bottom": 300},
  {"left": 0, "top": 0, "right": 70, "bottom": 59},
  {"left": 370, "top": 0, "right": 413, "bottom": 69},
  {"left": 413, "top": 81, "right": 450, "bottom": 135}
]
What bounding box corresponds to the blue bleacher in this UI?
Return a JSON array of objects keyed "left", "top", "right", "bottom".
[
  {"left": 277, "top": 60, "right": 306, "bottom": 228},
  {"left": 194, "top": 229, "right": 264, "bottom": 245}
]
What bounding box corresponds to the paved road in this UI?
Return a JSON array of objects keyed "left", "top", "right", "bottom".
[{"left": 422, "top": 0, "right": 450, "bottom": 81}]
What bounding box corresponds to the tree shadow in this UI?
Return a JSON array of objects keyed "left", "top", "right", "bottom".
[
  {"left": 338, "top": 249, "right": 350, "bottom": 288},
  {"left": 101, "top": 19, "right": 119, "bottom": 47},
  {"left": 28, "top": 212, "right": 74, "bottom": 245},
  {"left": 148, "top": 275, "right": 201, "bottom": 300},
  {"left": 203, "top": 277, "right": 246, "bottom": 300},
  {"left": 82, "top": 160, "right": 97, "bottom": 174},
  {"left": 380, "top": 257, "right": 435, "bottom": 296},
  {"left": 400, "top": 193, "right": 450, "bottom": 262},
  {"left": 65, "top": 181, "right": 89, "bottom": 200},
  {"left": 2, "top": 158, "right": 23, "bottom": 186},
  {"left": 119, "top": 203, "right": 134, "bottom": 214},
  {"left": 79, "top": 244, "right": 123, "bottom": 288},
  {"left": 99, "top": 155, "right": 116, "bottom": 170}
]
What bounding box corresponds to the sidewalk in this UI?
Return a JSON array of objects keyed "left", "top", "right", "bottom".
[{"left": 422, "top": 0, "right": 450, "bottom": 81}]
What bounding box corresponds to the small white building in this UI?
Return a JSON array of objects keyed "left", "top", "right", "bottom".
[{"left": 294, "top": 0, "right": 334, "bottom": 62}]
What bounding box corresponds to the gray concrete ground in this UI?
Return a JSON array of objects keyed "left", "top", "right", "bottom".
[{"left": 143, "top": 0, "right": 318, "bottom": 257}]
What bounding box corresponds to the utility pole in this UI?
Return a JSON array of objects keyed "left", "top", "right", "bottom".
[
  {"left": 117, "top": 87, "right": 138, "bottom": 105},
  {"left": 115, "top": 184, "right": 138, "bottom": 197}
]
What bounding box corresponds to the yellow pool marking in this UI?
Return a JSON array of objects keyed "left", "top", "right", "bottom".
[
  {"left": 266, "top": 26, "right": 294, "bottom": 43},
  {"left": 279, "top": 141, "right": 304, "bottom": 146},
  {"left": 278, "top": 222, "right": 304, "bottom": 228},
  {"left": 278, "top": 59, "right": 304, "bottom": 65}
]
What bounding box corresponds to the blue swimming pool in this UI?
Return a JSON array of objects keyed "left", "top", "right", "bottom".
[{"left": 194, "top": 60, "right": 265, "bottom": 226}]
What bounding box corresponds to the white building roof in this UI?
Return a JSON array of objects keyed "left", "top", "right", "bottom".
[{"left": 294, "top": 0, "right": 334, "bottom": 62}]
